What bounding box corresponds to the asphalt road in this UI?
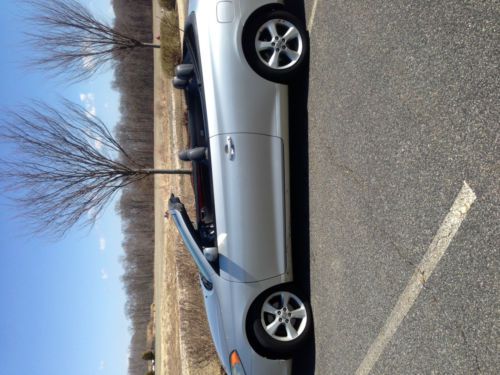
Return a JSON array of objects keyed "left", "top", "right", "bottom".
[{"left": 289, "top": 1, "right": 499, "bottom": 374}]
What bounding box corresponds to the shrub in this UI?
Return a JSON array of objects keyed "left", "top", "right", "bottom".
[
  {"left": 159, "top": 0, "right": 176, "bottom": 11},
  {"left": 160, "top": 10, "right": 181, "bottom": 75},
  {"left": 142, "top": 350, "right": 155, "bottom": 361}
]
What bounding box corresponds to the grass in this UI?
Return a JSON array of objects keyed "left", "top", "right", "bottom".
[{"left": 160, "top": 10, "right": 181, "bottom": 76}]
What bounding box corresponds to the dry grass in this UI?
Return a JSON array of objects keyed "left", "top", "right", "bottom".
[
  {"left": 154, "top": 49, "right": 223, "bottom": 375},
  {"left": 153, "top": 70, "right": 183, "bottom": 375},
  {"left": 160, "top": 10, "right": 181, "bottom": 76},
  {"left": 153, "top": 72, "right": 222, "bottom": 375}
]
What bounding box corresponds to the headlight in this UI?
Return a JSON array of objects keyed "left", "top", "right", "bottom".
[{"left": 230, "top": 351, "right": 246, "bottom": 375}]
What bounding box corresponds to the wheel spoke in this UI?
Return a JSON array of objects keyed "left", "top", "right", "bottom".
[
  {"left": 285, "top": 49, "right": 300, "bottom": 63},
  {"left": 286, "top": 323, "right": 299, "bottom": 339},
  {"left": 262, "top": 302, "right": 277, "bottom": 315},
  {"left": 266, "top": 21, "right": 280, "bottom": 38},
  {"left": 283, "top": 26, "right": 299, "bottom": 41},
  {"left": 266, "top": 317, "right": 282, "bottom": 335},
  {"left": 290, "top": 306, "right": 306, "bottom": 319},
  {"left": 256, "top": 40, "right": 274, "bottom": 52},
  {"left": 268, "top": 50, "right": 280, "bottom": 68},
  {"left": 281, "top": 292, "right": 291, "bottom": 309}
]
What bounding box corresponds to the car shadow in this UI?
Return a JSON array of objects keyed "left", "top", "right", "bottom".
[{"left": 287, "top": 1, "right": 316, "bottom": 374}]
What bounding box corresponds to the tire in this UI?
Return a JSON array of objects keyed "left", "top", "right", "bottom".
[
  {"left": 250, "top": 284, "right": 312, "bottom": 358},
  {"left": 172, "top": 76, "right": 188, "bottom": 89},
  {"left": 243, "top": 10, "right": 309, "bottom": 84},
  {"left": 175, "top": 63, "right": 194, "bottom": 80}
]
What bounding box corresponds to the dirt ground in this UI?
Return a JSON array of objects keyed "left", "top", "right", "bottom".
[{"left": 152, "top": 1, "right": 223, "bottom": 374}]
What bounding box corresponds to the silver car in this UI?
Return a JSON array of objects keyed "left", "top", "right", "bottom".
[{"left": 169, "top": 1, "right": 311, "bottom": 374}]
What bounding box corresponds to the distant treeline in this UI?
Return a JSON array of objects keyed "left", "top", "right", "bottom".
[{"left": 111, "top": 1, "right": 155, "bottom": 374}]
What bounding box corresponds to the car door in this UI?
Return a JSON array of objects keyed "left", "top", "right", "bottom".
[{"left": 210, "top": 133, "right": 286, "bottom": 282}]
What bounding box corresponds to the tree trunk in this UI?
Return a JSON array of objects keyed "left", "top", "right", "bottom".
[
  {"left": 141, "top": 42, "right": 161, "bottom": 49},
  {"left": 141, "top": 168, "right": 192, "bottom": 175}
]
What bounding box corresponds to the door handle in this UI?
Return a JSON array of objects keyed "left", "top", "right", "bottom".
[{"left": 224, "top": 136, "right": 235, "bottom": 160}]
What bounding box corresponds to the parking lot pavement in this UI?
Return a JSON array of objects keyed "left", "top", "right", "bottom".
[{"left": 299, "top": 1, "right": 499, "bottom": 374}]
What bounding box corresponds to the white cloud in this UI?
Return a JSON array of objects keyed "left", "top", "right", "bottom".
[
  {"left": 99, "top": 237, "right": 106, "bottom": 251},
  {"left": 79, "top": 92, "right": 96, "bottom": 117},
  {"left": 100, "top": 269, "right": 109, "bottom": 280},
  {"left": 99, "top": 360, "right": 106, "bottom": 371},
  {"left": 94, "top": 139, "right": 103, "bottom": 150}
]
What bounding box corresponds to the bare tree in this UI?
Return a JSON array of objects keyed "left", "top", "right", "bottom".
[
  {"left": 25, "top": 0, "right": 162, "bottom": 81},
  {"left": 0, "top": 100, "right": 190, "bottom": 236}
]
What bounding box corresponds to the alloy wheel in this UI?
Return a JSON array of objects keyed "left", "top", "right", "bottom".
[
  {"left": 260, "top": 291, "right": 308, "bottom": 342},
  {"left": 254, "top": 19, "right": 304, "bottom": 70}
]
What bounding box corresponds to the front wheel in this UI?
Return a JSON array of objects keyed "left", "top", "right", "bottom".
[
  {"left": 243, "top": 10, "right": 309, "bottom": 84},
  {"left": 250, "top": 285, "right": 312, "bottom": 358}
]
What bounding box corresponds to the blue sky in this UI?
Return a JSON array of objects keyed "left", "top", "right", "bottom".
[{"left": 0, "top": 1, "right": 130, "bottom": 374}]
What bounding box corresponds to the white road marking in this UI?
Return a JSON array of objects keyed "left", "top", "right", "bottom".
[
  {"left": 308, "top": 0, "right": 320, "bottom": 31},
  {"left": 355, "top": 181, "right": 477, "bottom": 375}
]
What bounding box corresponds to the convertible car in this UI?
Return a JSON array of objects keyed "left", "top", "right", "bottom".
[{"left": 169, "top": 1, "right": 311, "bottom": 374}]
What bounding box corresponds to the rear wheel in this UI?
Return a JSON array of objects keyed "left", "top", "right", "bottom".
[
  {"left": 250, "top": 285, "right": 312, "bottom": 358},
  {"left": 243, "top": 10, "right": 309, "bottom": 83}
]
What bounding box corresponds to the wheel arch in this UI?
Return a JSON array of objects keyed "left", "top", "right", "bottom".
[
  {"left": 241, "top": 5, "right": 309, "bottom": 84},
  {"left": 241, "top": 3, "right": 286, "bottom": 69},
  {"left": 245, "top": 283, "right": 282, "bottom": 359}
]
